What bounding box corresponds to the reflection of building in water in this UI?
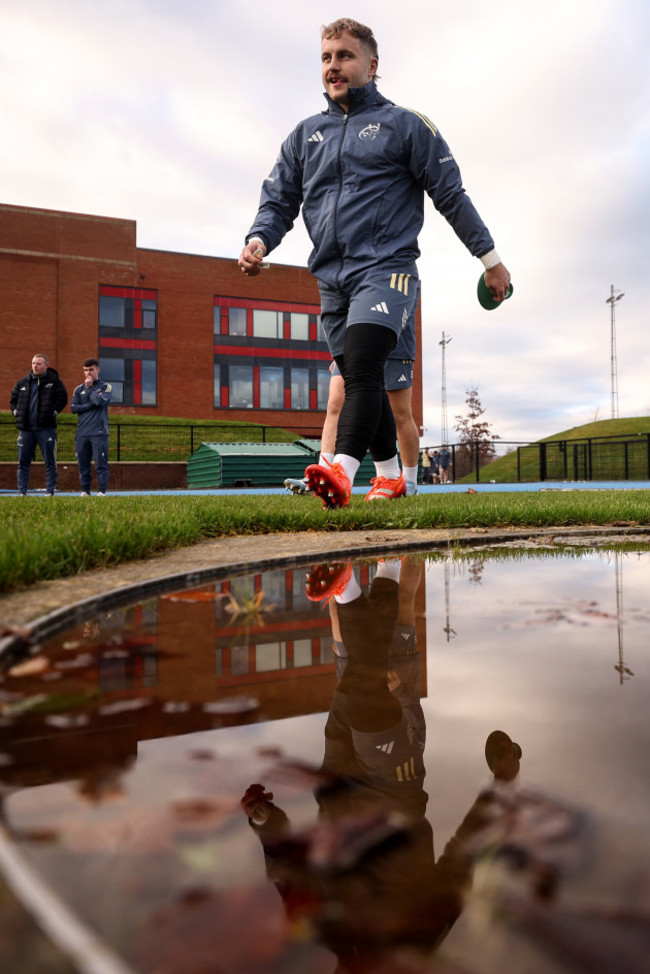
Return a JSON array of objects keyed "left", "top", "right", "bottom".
[{"left": 0, "top": 563, "right": 428, "bottom": 790}]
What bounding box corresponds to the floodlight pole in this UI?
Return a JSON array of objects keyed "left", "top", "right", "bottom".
[
  {"left": 606, "top": 285, "right": 624, "bottom": 419},
  {"left": 439, "top": 332, "right": 452, "bottom": 444}
]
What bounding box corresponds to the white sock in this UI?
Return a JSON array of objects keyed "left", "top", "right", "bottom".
[
  {"left": 403, "top": 465, "right": 419, "bottom": 484},
  {"left": 333, "top": 453, "right": 360, "bottom": 485},
  {"left": 374, "top": 456, "right": 401, "bottom": 479},
  {"left": 375, "top": 559, "right": 402, "bottom": 582},
  {"left": 319, "top": 452, "right": 335, "bottom": 466},
  {"left": 334, "top": 574, "right": 362, "bottom": 603}
]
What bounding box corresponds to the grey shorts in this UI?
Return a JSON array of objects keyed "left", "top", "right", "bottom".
[
  {"left": 331, "top": 357, "right": 414, "bottom": 390},
  {"left": 318, "top": 270, "right": 420, "bottom": 358}
]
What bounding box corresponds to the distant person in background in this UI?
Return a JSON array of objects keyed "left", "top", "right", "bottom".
[
  {"left": 70, "top": 359, "right": 112, "bottom": 497},
  {"left": 431, "top": 450, "right": 440, "bottom": 484},
  {"left": 9, "top": 353, "right": 68, "bottom": 496},
  {"left": 437, "top": 446, "right": 451, "bottom": 484},
  {"left": 421, "top": 448, "right": 432, "bottom": 485}
]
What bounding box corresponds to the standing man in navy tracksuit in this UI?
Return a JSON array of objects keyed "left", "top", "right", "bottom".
[
  {"left": 239, "top": 17, "right": 510, "bottom": 509},
  {"left": 70, "top": 359, "right": 112, "bottom": 497}
]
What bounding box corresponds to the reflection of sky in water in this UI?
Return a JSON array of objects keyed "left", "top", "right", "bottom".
[{"left": 424, "top": 549, "right": 649, "bottom": 849}]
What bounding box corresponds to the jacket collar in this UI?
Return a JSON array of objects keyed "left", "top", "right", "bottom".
[{"left": 323, "top": 80, "right": 383, "bottom": 116}]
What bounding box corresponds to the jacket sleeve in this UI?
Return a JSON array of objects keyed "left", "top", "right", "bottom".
[
  {"left": 70, "top": 386, "right": 92, "bottom": 415},
  {"left": 55, "top": 379, "right": 68, "bottom": 414},
  {"left": 9, "top": 380, "right": 20, "bottom": 413},
  {"left": 89, "top": 383, "right": 113, "bottom": 407},
  {"left": 402, "top": 113, "right": 495, "bottom": 259},
  {"left": 245, "top": 129, "right": 304, "bottom": 254}
]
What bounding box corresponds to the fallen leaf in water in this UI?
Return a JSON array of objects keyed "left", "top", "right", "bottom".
[{"left": 7, "top": 655, "right": 50, "bottom": 677}]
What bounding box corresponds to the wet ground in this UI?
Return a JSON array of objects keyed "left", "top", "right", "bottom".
[{"left": 1, "top": 532, "right": 650, "bottom": 973}]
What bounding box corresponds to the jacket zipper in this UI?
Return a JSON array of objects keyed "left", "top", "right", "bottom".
[{"left": 332, "top": 113, "right": 348, "bottom": 287}]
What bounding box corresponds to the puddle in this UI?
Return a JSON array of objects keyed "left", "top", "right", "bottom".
[{"left": 1, "top": 543, "right": 649, "bottom": 973}]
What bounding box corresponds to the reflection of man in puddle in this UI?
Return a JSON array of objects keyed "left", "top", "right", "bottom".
[
  {"left": 485, "top": 729, "right": 522, "bottom": 783},
  {"left": 242, "top": 558, "right": 522, "bottom": 965}
]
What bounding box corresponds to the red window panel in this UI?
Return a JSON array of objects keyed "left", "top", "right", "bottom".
[
  {"left": 213, "top": 296, "right": 320, "bottom": 315},
  {"left": 310, "top": 388, "right": 318, "bottom": 409},
  {"left": 132, "top": 359, "right": 142, "bottom": 405},
  {"left": 253, "top": 366, "right": 260, "bottom": 408},
  {"left": 221, "top": 384, "right": 229, "bottom": 408},
  {"left": 100, "top": 285, "right": 157, "bottom": 300},
  {"left": 284, "top": 387, "right": 291, "bottom": 409},
  {"left": 213, "top": 344, "right": 330, "bottom": 361}
]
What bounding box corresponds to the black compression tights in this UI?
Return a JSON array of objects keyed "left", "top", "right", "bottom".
[{"left": 333, "top": 322, "right": 398, "bottom": 463}]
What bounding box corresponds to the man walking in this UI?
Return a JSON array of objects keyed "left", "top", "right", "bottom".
[
  {"left": 239, "top": 18, "right": 510, "bottom": 508},
  {"left": 9, "top": 353, "right": 68, "bottom": 496},
  {"left": 70, "top": 359, "right": 112, "bottom": 496}
]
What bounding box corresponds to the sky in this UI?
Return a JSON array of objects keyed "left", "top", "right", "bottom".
[{"left": 2, "top": 0, "right": 649, "bottom": 443}]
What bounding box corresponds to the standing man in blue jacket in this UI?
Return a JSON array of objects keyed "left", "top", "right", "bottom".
[
  {"left": 9, "top": 353, "right": 68, "bottom": 496},
  {"left": 239, "top": 17, "right": 510, "bottom": 509},
  {"left": 70, "top": 359, "right": 112, "bottom": 497}
]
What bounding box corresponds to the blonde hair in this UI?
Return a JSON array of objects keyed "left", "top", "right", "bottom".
[{"left": 321, "top": 18, "right": 380, "bottom": 76}]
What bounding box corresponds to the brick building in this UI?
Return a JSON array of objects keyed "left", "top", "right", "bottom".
[{"left": 0, "top": 202, "right": 423, "bottom": 433}]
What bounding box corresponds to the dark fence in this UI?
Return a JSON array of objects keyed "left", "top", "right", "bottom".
[
  {"left": 0, "top": 418, "right": 323, "bottom": 464},
  {"left": 517, "top": 434, "right": 650, "bottom": 482},
  {"left": 425, "top": 433, "right": 650, "bottom": 483},
  {"left": 2, "top": 414, "right": 650, "bottom": 482}
]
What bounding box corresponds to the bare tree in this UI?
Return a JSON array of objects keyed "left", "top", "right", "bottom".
[{"left": 454, "top": 387, "right": 500, "bottom": 476}]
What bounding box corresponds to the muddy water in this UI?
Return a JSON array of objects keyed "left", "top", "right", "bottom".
[{"left": 1, "top": 543, "right": 649, "bottom": 973}]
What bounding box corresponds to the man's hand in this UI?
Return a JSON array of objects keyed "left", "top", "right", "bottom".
[
  {"left": 84, "top": 375, "right": 95, "bottom": 387},
  {"left": 241, "top": 783, "right": 274, "bottom": 825},
  {"left": 484, "top": 262, "right": 511, "bottom": 302},
  {"left": 238, "top": 241, "right": 267, "bottom": 277}
]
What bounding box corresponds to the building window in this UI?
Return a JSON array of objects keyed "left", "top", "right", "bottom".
[
  {"left": 291, "top": 368, "right": 309, "bottom": 410},
  {"left": 213, "top": 363, "right": 221, "bottom": 408},
  {"left": 229, "top": 365, "right": 253, "bottom": 408},
  {"left": 228, "top": 307, "right": 247, "bottom": 336},
  {"left": 213, "top": 297, "right": 328, "bottom": 413},
  {"left": 99, "top": 295, "right": 128, "bottom": 328},
  {"left": 290, "top": 312, "right": 309, "bottom": 341},
  {"left": 260, "top": 366, "right": 284, "bottom": 409},
  {"left": 317, "top": 368, "right": 331, "bottom": 410},
  {"left": 253, "top": 309, "right": 282, "bottom": 339},
  {"left": 99, "top": 357, "right": 124, "bottom": 403},
  {"left": 98, "top": 286, "right": 158, "bottom": 406},
  {"left": 142, "top": 300, "right": 157, "bottom": 329},
  {"left": 141, "top": 360, "right": 157, "bottom": 404}
]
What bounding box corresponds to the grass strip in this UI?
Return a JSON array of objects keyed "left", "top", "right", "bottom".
[{"left": 0, "top": 490, "right": 649, "bottom": 594}]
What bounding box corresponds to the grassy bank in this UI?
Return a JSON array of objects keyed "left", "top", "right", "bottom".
[{"left": 1, "top": 490, "right": 649, "bottom": 594}]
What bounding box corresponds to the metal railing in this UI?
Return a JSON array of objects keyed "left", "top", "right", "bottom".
[
  {"left": 0, "top": 417, "right": 323, "bottom": 463},
  {"left": 2, "top": 414, "right": 649, "bottom": 481}
]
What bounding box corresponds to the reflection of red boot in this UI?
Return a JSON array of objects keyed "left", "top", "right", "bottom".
[
  {"left": 304, "top": 461, "right": 351, "bottom": 509},
  {"left": 365, "top": 473, "right": 407, "bottom": 501},
  {"left": 306, "top": 562, "right": 353, "bottom": 602}
]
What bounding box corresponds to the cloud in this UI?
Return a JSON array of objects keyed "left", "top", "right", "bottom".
[{"left": 2, "top": 0, "right": 649, "bottom": 440}]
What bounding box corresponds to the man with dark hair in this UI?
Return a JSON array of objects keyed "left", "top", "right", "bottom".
[
  {"left": 70, "top": 358, "right": 112, "bottom": 497},
  {"left": 239, "top": 17, "right": 510, "bottom": 508},
  {"left": 9, "top": 353, "right": 68, "bottom": 496}
]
